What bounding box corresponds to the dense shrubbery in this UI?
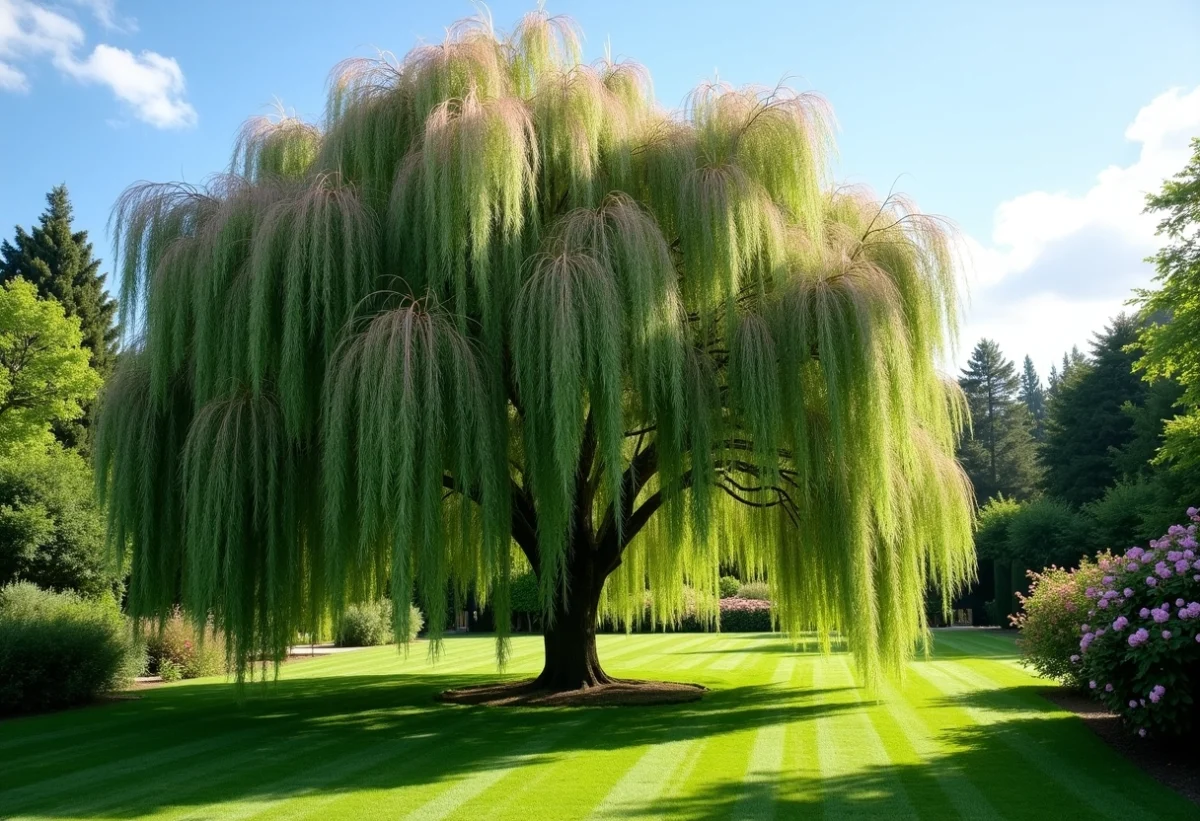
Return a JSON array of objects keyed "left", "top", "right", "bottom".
[
  {"left": 718, "top": 597, "right": 773, "bottom": 631},
  {"left": 141, "top": 608, "right": 227, "bottom": 681},
  {"left": 0, "top": 582, "right": 142, "bottom": 714},
  {"left": 0, "top": 444, "right": 115, "bottom": 598},
  {"left": 1076, "top": 512, "right": 1200, "bottom": 738},
  {"left": 1012, "top": 559, "right": 1105, "bottom": 689},
  {"left": 736, "top": 581, "right": 770, "bottom": 601},
  {"left": 718, "top": 576, "right": 741, "bottom": 598},
  {"left": 335, "top": 600, "right": 424, "bottom": 647}
]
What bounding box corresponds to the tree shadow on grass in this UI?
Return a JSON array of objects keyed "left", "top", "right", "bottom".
[
  {"left": 616, "top": 712, "right": 1198, "bottom": 820},
  {"left": 0, "top": 670, "right": 855, "bottom": 819},
  {"left": 6, "top": 643, "right": 1189, "bottom": 820}
]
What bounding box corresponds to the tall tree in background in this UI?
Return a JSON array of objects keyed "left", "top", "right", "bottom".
[
  {"left": 957, "top": 339, "right": 1040, "bottom": 502},
  {"left": 1042, "top": 315, "right": 1146, "bottom": 507},
  {"left": 0, "top": 279, "right": 101, "bottom": 452},
  {"left": 94, "top": 10, "right": 974, "bottom": 694},
  {"left": 1136, "top": 138, "right": 1200, "bottom": 473},
  {"left": 1, "top": 186, "right": 119, "bottom": 376},
  {"left": 1019, "top": 355, "right": 1046, "bottom": 440}
]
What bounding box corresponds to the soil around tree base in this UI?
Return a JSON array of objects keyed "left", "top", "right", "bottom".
[
  {"left": 1044, "top": 688, "right": 1200, "bottom": 806},
  {"left": 437, "top": 678, "right": 707, "bottom": 707}
]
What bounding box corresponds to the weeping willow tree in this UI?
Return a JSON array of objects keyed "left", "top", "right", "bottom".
[{"left": 95, "top": 9, "right": 974, "bottom": 693}]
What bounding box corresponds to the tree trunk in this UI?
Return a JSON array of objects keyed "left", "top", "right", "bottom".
[{"left": 533, "top": 544, "right": 614, "bottom": 691}]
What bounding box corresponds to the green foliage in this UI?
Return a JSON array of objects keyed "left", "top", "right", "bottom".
[
  {"left": 736, "top": 581, "right": 771, "bottom": 601},
  {"left": 1005, "top": 499, "right": 1091, "bottom": 570},
  {"left": 335, "top": 600, "right": 424, "bottom": 647},
  {"left": 718, "top": 575, "right": 741, "bottom": 598},
  {"left": 973, "top": 496, "right": 1021, "bottom": 561},
  {"left": 0, "top": 441, "right": 113, "bottom": 597},
  {"left": 0, "top": 582, "right": 142, "bottom": 714},
  {"left": 957, "top": 339, "right": 1040, "bottom": 502},
  {"left": 0, "top": 278, "right": 101, "bottom": 452},
  {"left": 1084, "top": 479, "right": 1178, "bottom": 552},
  {"left": 510, "top": 571, "right": 541, "bottom": 614},
  {"left": 0, "top": 185, "right": 119, "bottom": 376},
  {"left": 1136, "top": 138, "right": 1200, "bottom": 475},
  {"left": 141, "top": 607, "right": 228, "bottom": 679},
  {"left": 1012, "top": 560, "right": 1104, "bottom": 690},
  {"left": 96, "top": 9, "right": 974, "bottom": 683},
  {"left": 1018, "top": 355, "right": 1046, "bottom": 441},
  {"left": 1042, "top": 316, "right": 1148, "bottom": 507}
]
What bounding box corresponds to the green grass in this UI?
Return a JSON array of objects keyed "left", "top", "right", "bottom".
[{"left": 1, "top": 630, "right": 1194, "bottom": 820}]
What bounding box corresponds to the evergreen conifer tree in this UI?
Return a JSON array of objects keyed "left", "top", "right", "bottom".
[
  {"left": 1, "top": 185, "right": 119, "bottom": 376},
  {"left": 957, "top": 339, "right": 1041, "bottom": 502},
  {"left": 1018, "top": 355, "right": 1046, "bottom": 440}
]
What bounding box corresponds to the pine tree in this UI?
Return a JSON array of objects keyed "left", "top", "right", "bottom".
[
  {"left": 1042, "top": 315, "right": 1151, "bottom": 506},
  {"left": 957, "top": 339, "right": 1041, "bottom": 502},
  {"left": 93, "top": 10, "right": 974, "bottom": 694},
  {"left": 1, "top": 186, "right": 119, "bottom": 376},
  {"left": 1018, "top": 355, "right": 1046, "bottom": 440}
]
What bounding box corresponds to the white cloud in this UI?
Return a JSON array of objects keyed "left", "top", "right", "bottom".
[
  {"left": 0, "top": 0, "right": 193, "bottom": 128},
  {"left": 61, "top": 44, "right": 195, "bottom": 128},
  {"left": 69, "top": 0, "right": 135, "bottom": 32},
  {"left": 955, "top": 86, "right": 1200, "bottom": 376},
  {"left": 0, "top": 59, "right": 25, "bottom": 89}
]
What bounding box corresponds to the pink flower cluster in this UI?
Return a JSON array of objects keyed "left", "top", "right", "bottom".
[{"left": 1074, "top": 509, "right": 1200, "bottom": 739}]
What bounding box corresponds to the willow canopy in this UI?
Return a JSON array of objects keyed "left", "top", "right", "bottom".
[{"left": 96, "top": 9, "right": 974, "bottom": 692}]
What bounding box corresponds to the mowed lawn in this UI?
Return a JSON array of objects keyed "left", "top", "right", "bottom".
[{"left": 1, "top": 631, "right": 1194, "bottom": 820}]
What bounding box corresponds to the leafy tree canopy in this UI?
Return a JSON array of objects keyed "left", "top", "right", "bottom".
[
  {"left": 95, "top": 10, "right": 973, "bottom": 687},
  {"left": 0, "top": 441, "right": 114, "bottom": 598},
  {"left": 1136, "top": 138, "right": 1200, "bottom": 472},
  {"left": 1, "top": 185, "right": 119, "bottom": 376},
  {"left": 0, "top": 278, "right": 101, "bottom": 453}
]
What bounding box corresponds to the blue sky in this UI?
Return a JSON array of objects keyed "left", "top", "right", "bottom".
[{"left": 2, "top": 0, "right": 1199, "bottom": 374}]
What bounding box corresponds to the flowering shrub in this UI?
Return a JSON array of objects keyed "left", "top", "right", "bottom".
[
  {"left": 718, "top": 597, "right": 772, "bottom": 631},
  {"left": 1076, "top": 509, "right": 1200, "bottom": 738},
  {"left": 1011, "top": 558, "right": 1106, "bottom": 689},
  {"left": 142, "top": 607, "right": 227, "bottom": 680}
]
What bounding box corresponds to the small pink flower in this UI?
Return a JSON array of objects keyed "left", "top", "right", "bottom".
[
  {"left": 1147, "top": 577, "right": 1158, "bottom": 587},
  {"left": 1139, "top": 728, "right": 1147, "bottom": 737},
  {"left": 1089, "top": 680, "right": 1097, "bottom": 689},
  {"left": 1162, "top": 630, "right": 1172, "bottom": 640},
  {"left": 1105, "top": 683, "right": 1113, "bottom": 692}
]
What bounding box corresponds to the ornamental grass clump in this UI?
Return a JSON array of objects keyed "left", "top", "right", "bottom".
[
  {"left": 1076, "top": 509, "right": 1200, "bottom": 739},
  {"left": 1012, "top": 558, "right": 1106, "bottom": 690}
]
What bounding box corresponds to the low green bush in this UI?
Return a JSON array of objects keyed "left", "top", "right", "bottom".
[
  {"left": 718, "top": 575, "right": 741, "bottom": 598},
  {"left": 0, "top": 582, "right": 142, "bottom": 714},
  {"left": 336, "top": 600, "right": 424, "bottom": 647},
  {"left": 736, "top": 581, "right": 770, "bottom": 601},
  {"left": 142, "top": 607, "right": 227, "bottom": 680}
]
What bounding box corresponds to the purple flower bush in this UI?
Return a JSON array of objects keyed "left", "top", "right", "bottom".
[
  {"left": 1074, "top": 510, "right": 1200, "bottom": 739},
  {"left": 1011, "top": 558, "right": 1106, "bottom": 690}
]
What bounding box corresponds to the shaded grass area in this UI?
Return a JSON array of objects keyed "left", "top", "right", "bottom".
[{"left": 0, "top": 630, "right": 1194, "bottom": 820}]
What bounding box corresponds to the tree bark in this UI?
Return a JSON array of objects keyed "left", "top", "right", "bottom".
[{"left": 533, "top": 542, "right": 614, "bottom": 691}]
